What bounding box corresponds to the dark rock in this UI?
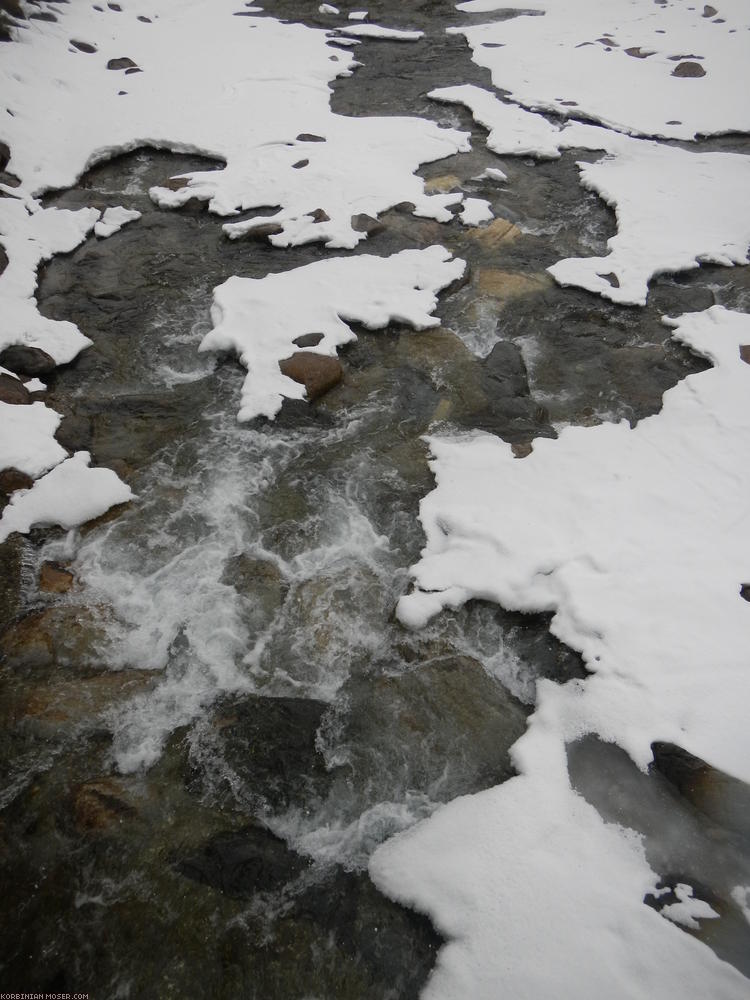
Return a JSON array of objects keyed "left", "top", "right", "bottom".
[
  {"left": 293, "top": 332, "right": 324, "bottom": 348},
  {"left": 0, "top": 245, "right": 8, "bottom": 275},
  {"left": 55, "top": 413, "right": 93, "bottom": 451},
  {"left": 651, "top": 742, "right": 750, "bottom": 839},
  {"left": 625, "top": 47, "right": 654, "bottom": 58},
  {"left": 740, "top": 583, "right": 750, "bottom": 602},
  {"left": 0, "top": 373, "right": 31, "bottom": 405},
  {"left": 137, "top": 15, "right": 151, "bottom": 21},
  {"left": 70, "top": 39, "right": 97, "bottom": 53},
  {"left": 198, "top": 694, "right": 331, "bottom": 812},
  {"left": 39, "top": 561, "right": 74, "bottom": 594},
  {"left": 296, "top": 133, "right": 326, "bottom": 142},
  {"left": 107, "top": 2, "right": 121, "bottom": 9},
  {"left": 0, "top": 467, "right": 33, "bottom": 494},
  {"left": 279, "top": 351, "right": 343, "bottom": 401},
  {"left": 483, "top": 340, "right": 531, "bottom": 398},
  {"left": 178, "top": 825, "right": 307, "bottom": 897},
  {"left": 0, "top": 139, "right": 9, "bottom": 171},
  {"left": 739, "top": 345, "right": 750, "bottom": 366},
  {"left": 292, "top": 159, "right": 309, "bottom": 169},
  {"left": 106, "top": 56, "right": 137, "bottom": 70},
  {"left": 309, "top": 207, "right": 330, "bottom": 223},
  {"left": 73, "top": 779, "right": 137, "bottom": 832},
  {"left": 242, "top": 221, "right": 284, "bottom": 240},
  {"left": 351, "top": 212, "right": 386, "bottom": 236},
  {"left": 0, "top": 170, "right": 21, "bottom": 188},
  {"left": 124, "top": 66, "right": 142, "bottom": 75},
  {"left": 702, "top": 5, "right": 717, "bottom": 16},
  {"left": 29, "top": 10, "right": 57, "bottom": 20},
  {"left": 672, "top": 61, "right": 706, "bottom": 78},
  {"left": 0, "top": 345, "right": 56, "bottom": 376}
]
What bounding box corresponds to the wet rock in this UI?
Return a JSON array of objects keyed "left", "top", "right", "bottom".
[
  {"left": 0, "top": 373, "right": 31, "bottom": 404},
  {"left": 198, "top": 694, "right": 331, "bottom": 813},
  {"left": 651, "top": 742, "right": 750, "bottom": 839},
  {"left": 325, "top": 655, "right": 528, "bottom": 806},
  {"left": 279, "top": 351, "right": 343, "bottom": 401},
  {"left": 0, "top": 139, "right": 8, "bottom": 170},
  {"left": 73, "top": 778, "right": 137, "bottom": 832},
  {"left": 0, "top": 534, "right": 22, "bottom": 633},
  {"left": 476, "top": 268, "right": 551, "bottom": 303},
  {"left": 0, "top": 345, "right": 56, "bottom": 376},
  {"left": 468, "top": 216, "right": 521, "bottom": 249},
  {"left": 20, "top": 670, "right": 154, "bottom": 728},
  {"left": 178, "top": 824, "right": 307, "bottom": 897},
  {"left": 54, "top": 412, "right": 93, "bottom": 451},
  {"left": 0, "top": 467, "right": 33, "bottom": 494},
  {"left": 672, "top": 61, "right": 706, "bottom": 78},
  {"left": 483, "top": 339, "right": 531, "bottom": 397},
  {"left": 39, "top": 561, "right": 74, "bottom": 594},
  {"left": 0, "top": 245, "right": 7, "bottom": 275},
  {"left": 0, "top": 3, "right": 24, "bottom": 24},
  {"left": 220, "top": 553, "right": 287, "bottom": 622},
  {"left": 0, "top": 605, "right": 112, "bottom": 674}
]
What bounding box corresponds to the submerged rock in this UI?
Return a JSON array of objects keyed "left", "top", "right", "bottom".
[{"left": 39, "top": 561, "right": 75, "bottom": 594}]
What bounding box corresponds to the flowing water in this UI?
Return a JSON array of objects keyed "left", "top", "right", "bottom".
[{"left": 1, "top": 3, "right": 749, "bottom": 996}]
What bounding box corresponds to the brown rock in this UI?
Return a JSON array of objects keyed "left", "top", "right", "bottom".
[
  {"left": 0, "top": 344, "right": 56, "bottom": 376},
  {"left": 163, "top": 176, "right": 189, "bottom": 190},
  {"left": 39, "top": 561, "right": 74, "bottom": 594},
  {"left": 424, "top": 174, "right": 461, "bottom": 194},
  {"left": 21, "top": 670, "right": 155, "bottom": 727},
  {"left": 0, "top": 372, "right": 30, "bottom": 404},
  {"left": 73, "top": 778, "right": 136, "bottom": 832},
  {"left": 309, "top": 208, "right": 330, "bottom": 223},
  {"left": 468, "top": 216, "right": 521, "bottom": 249},
  {"left": 739, "top": 345, "right": 750, "bottom": 365},
  {"left": 243, "top": 222, "right": 284, "bottom": 240},
  {"left": 0, "top": 467, "right": 33, "bottom": 494},
  {"left": 476, "top": 268, "right": 551, "bottom": 302},
  {"left": 279, "top": 352, "right": 343, "bottom": 401},
  {"left": 672, "top": 61, "right": 706, "bottom": 77},
  {"left": 106, "top": 56, "right": 137, "bottom": 70},
  {"left": 351, "top": 213, "right": 385, "bottom": 236},
  {"left": 625, "top": 46, "right": 654, "bottom": 58}
]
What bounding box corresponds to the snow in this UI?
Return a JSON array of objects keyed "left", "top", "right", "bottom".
[
  {"left": 0, "top": 1, "right": 468, "bottom": 250},
  {"left": 319, "top": 3, "right": 340, "bottom": 12},
  {"left": 0, "top": 451, "right": 134, "bottom": 544},
  {"left": 661, "top": 884, "right": 720, "bottom": 931},
  {"left": 448, "top": 0, "right": 750, "bottom": 140},
  {"left": 475, "top": 166, "right": 507, "bottom": 182},
  {"left": 431, "top": 84, "right": 563, "bottom": 159},
  {"left": 460, "top": 197, "right": 493, "bottom": 226},
  {"left": 0, "top": 400, "right": 66, "bottom": 478},
  {"left": 372, "top": 306, "right": 750, "bottom": 998},
  {"left": 94, "top": 205, "right": 142, "bottom": 238},
  {"left": 348, "top": 10, "right": 368, "bottom": 20},
  {"left": 0, "top": 196, "right": 99, "bottom": 363},
  {"left": 203, "top": 246, "right": 466, "bottom": 421},
  {"left": 23, "top": 378, "right": 46, "bottom": 393},
  {"left": 337, "top": 25, "right": 424, "bottom": 41},
  {"left": 430, "top": 85, "right": 750, "bottom": 304}
]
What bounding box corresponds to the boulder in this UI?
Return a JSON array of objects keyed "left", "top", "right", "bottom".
[
  {"left": 0, "top": 467, "right": 33, "bottom": 494},
  {"left": 0, "top": 373, "right": 30, "bottom": 404},
  {"left": 39, "top": 561, "right": 74, "bottom": 594},
  {"left": 0, "top": 345, "right": 56, "bottom": 376},
  {"left": 73, "top": 778, "right": 137, "bottom": 832},
  {"left": 279, "top": 351, "right": 343, "bottom": 401}
]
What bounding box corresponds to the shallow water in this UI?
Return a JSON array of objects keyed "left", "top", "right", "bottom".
[{"left": 2, "top": 1, "right": 749, "bottom": 995}]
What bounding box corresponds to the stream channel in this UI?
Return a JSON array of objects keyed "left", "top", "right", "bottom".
[{"left": 1, "top": 2, "right": 749, "bottom": 996}]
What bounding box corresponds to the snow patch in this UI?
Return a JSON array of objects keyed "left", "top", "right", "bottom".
[
  {"left": 203, "top": 246, "right": 466, "bottom": 421},
  {"left": 94, "top": 205, "right": 142, "bottom": 238},
  {"left": 460, "top": 197, "right": 493, "bottom": 226},
  {"left": 449, "top": 0, "right": 750, "bottom": 140},
  {"left": 372, "top": 305, "right": 750, "bottom": 999}
]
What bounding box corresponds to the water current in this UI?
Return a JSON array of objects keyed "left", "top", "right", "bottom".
[{"left": 1, "top": 2, "right": 749, "bottom": 996}]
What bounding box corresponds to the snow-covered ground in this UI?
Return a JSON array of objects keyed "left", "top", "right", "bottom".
[{"left": 1, "top": 0, "right": 749, "bottom": 996}]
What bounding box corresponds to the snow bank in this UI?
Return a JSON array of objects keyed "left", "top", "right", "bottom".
[
  {"left": 0, "top": 451, "right": 134, "bottom": 544},
  {"left": 431, "top": 85, "right": 750, "bottom": 304},
  {"left": 0, "top": 196, "right": 99, "bottom": 363},
  {"left": 0, "top": 400, "right": 65, "bottom": 478},
  {"left": 449, "top": 0, "right": 750, "bottom": 140},
  {"left": 203, "top": 246, "right": 466, "bottom": 420},
  {"left": 372, "top": 305, "right": 750, "bottom": 998},
  {"left": 336, "top": 24, "right": 424, "bottom": 41},
  {"left": 0, "top": 0, "right": 468, "bottom": 249}
]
